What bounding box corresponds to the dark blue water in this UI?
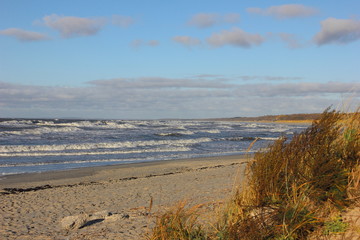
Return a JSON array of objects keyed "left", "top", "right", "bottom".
[{"left": 0, "top": 119, "right": 307, "bottom": 175}]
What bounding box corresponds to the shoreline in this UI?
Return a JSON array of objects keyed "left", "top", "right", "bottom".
[
  {"left": 206, "top": 119, "right": 314, "bottom": 125},
  {"left": 0, "top": 154, "right": 250, "bottom": 239},
  {"left": 0, "top": 153, "right": 250, "bottom": 189}
]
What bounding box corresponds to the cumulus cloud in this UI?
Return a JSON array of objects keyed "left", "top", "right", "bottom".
[
  {"left": 207, "top": 27, "right": 264, "bottom": 48},
  {"left": 247, "top": 4, "right": 318, "bottom": 19},
  {"left": 173, "top": 36, "right": 201, "bottom": 47},
  {"left": 112, "top": 15, "right": 135, "bottom": 27},
  {"left": 314, "top": 18, "right": 360, "bottom": 45},
  {"left": 42, "top": 14, "right": 106, "bottom": 38},
  {"left": 187, "top": 13, "right": 240, "bottom": 28},
  {"left": 188, "top": 13, "right": 219, "bottom": 28},
  {"left": 1, "top": 79, "right": 358, "bottom": 119},
  {"left": 0, "top": 28, "right": 50, "bottom": 42}
]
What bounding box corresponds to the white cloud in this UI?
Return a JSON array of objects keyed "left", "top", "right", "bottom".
[
  {"left": 173, "top": 36, "right": 201, "bottom": 47},
  {"left": 188, "top": 13, "right": 219, "bottom": 28},
  {"left": 247, "top": 4, "right": 318, "bottom": 19},
  {"left": 187, "top": 13, "right": 240, "bottom": 28},
  {"left": 237, "top": 82, "right": 360, "bottom": 97},
  {"left": 314, "top": 18, "right": 360, "bottom": 45},
  {"left": 1, "top": 79, "right": 358, "bottom": 119},
  {"left": 0, "top": 28, "right": 50, "bottom": 42},
  {"left": 112, "top": 15, "right": 135, "bottom": 28},
  {"left": 42, "top": 14, "right": 106, "bottom": 38},
  {"left": 88, "top": 77, "right": 233, "bottom": 89},
  {"left": 207, "top": 27, "right": 264, "bottom": 48},
  {"left": 193, "top": 74, "right": 223, "bottom": 79}
]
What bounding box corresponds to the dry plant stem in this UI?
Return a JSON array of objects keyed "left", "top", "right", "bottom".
[{"left": 231, "top": 138, "right": 259, "bottom": 194}]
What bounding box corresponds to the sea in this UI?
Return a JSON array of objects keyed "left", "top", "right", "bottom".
[{"left": 0, "top": 118, "right": 308, "bottom": 176}]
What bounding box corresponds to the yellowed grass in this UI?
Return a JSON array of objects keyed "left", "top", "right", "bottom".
[{"left": 149, "top": 108, "right": 360, "bottom": 240}]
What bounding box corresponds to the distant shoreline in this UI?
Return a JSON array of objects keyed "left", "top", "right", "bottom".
[
  {"left": 0, "top": 113, "right": 321, "bottom": 122},
  {"left": 202, "top": 113, "right": 321, "bottom": 123},
  {"left": 204, "top": 119, "right": 314, "bottom": 125}
]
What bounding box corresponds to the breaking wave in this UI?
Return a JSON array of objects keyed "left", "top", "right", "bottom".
[{"left": 0, "top": 138, "right": 212, "bottom": 154}]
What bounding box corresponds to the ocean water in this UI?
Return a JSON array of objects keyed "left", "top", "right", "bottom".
[{"left": 0, "top": 119, "right": 308, "bottom": 176}]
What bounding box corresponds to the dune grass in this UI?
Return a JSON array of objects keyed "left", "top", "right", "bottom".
[
  {"left": 149, "top": 201, "right": 207, "bottom": 240},
  {"left": 148, "top": 108, "right": 360, "bottom": 240}
]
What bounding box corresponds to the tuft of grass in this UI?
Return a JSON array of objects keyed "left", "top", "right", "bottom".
[
  {"left": 149, "top": 108, "right": 359, "bottom": 239},
  {"left": 148, "top": 201, "right": 207, "bottom": 240},
  {"left": 323, "top": 215, "right": 349, "bottom": 235}
]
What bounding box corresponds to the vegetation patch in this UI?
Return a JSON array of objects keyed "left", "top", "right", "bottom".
[
  {"left": 323, "top": 215, "right": 349, "bottom": 235},
  {"left": 149, "top": 108, "right": 360, "bottom": 240}
]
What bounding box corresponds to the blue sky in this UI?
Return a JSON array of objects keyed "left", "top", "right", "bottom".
[{"left": 0, "top": 0, "right": 359, "bottom": 119}]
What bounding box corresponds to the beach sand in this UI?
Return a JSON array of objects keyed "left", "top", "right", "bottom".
[{"left": 0, "top": 155, "right": 250, "bottom": 240}]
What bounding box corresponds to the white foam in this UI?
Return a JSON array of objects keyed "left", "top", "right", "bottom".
[
  {"left": 156, "top": 130, "right": 194, "bottom": 136},
  {"left": 0, "top": 146, "right": 191, "bottom": 158},
  {"left": 244, "top": 123, "right": 259, "bottom": 128},
  {"left": 179, "top": 131, "right": 195, "bottom": 135},
  {"left": 201, "top": 129, "right": 221, "bottom": 134},
  {"left": 3, "top": 126, "right": 81, "bottom": 135},
  {"left": 1, "top": 171, "right": 27, "bottom": 176},
  {"left": 0, "top": 137, "right": 212, "bottom": 153},
  {"left": 0, "top": 157, "right": 143, "bottom": 175},
  {"left": 0, "top": 120, "right": 34, "bottom": 126},
  {"left": 260, "top": 137, "right": 279, "bottom": 141},
  {"left": 21, "top": 120, "right": 137, "bottom": 129}
]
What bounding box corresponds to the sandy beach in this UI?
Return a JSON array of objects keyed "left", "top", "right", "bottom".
[{"left": 0, "top": 154, "right": 250, "bottom": 240}]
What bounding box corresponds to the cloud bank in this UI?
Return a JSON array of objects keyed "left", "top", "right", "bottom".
[
  {"left": 247, "top": 4, "right": 318, "bottom": 19},
  {"left": 314, "top": 18, "right": 360, "bottom": 45},
  {"left": 42, "top": 14, "right": 107, "bottom": 38},
  {"left": 1, "top": 78, "right": 358, "bottom": 119},
  {"left": 0, "top": 28, "right": 49, "bottom": 42},
  {"left": 237, "top": 75, "right": 303, "bottom": 81}
]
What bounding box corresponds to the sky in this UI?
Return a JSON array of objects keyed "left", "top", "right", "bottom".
[{"left": 0, "top": 0, "right": 359, "bottom": 119}]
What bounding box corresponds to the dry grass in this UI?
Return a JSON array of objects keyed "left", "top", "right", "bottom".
[
  {"left": 149, "top": 108, "right": 360, "bottom": 240},
  {"left": 147, "top": 201, "right": 207, "bottom": 240}
]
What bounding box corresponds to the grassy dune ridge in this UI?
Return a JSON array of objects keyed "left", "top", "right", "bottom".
[
  {"left": 149, "top": 108, "right": 360, "bottom": 240},
  {"left": 205, "top": 113, "right": 322, "bottom": 124}
]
